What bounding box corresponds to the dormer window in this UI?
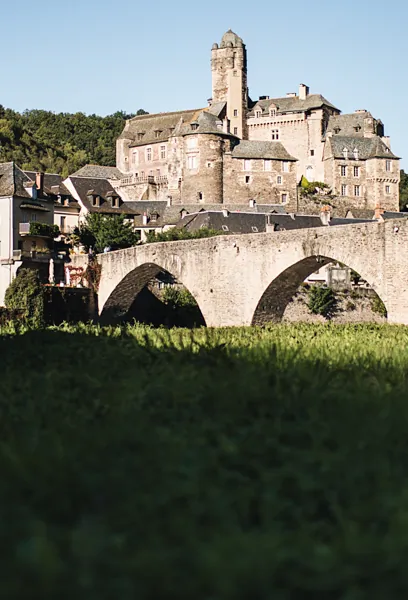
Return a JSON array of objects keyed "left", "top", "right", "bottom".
[
  {"left": 150, "top": 211, "right": 158, "bottom": 222},
  {"left": 63, "top": 198, "right": 70, "bottom": 207},
  {"left": 92, "top": 196, "right": 100, "bottom": 207},
  {"left": 169, "top": 127, "right": 175, "bottom": 136},
  {"left": 270, "top": 108, "right": 276, "bottom": 117},
  {"left": 343, "top": 148, "right": 348, "bottom": 160},
  {"left": 334, "top": 127, "right": 341, "bottom": 134},
  {"left": 255, "top": 110, "right": 262, "bottom": 118},
  {"left": 111, "top": 196, "right": 119, "bottom": 208},
  {"left": 353, "top": 148, "right": 359, "bottom": 160},
  {"left": 190, "top": 122, "right": 199, "bottom": 131},
  {"left": 354, "top": 125, "right": 362, "bottom": 132},
  {"left": 137, "top": 132, "right": 145, "bottom": 141},
  {"left": 154, "top": 130, "right": 162, "bottom": 139}
]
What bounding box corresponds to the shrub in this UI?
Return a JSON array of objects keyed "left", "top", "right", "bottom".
[
  {"left": 307, "top": 285, "right": 336, "bottom": 317},
  {"left": 162, "top": 286, "right": 198, "bottom": 309},
  {"left": 4, "top": 268, "right": 45, "bottom": 326},
  {"left": 371, "top": 295, "right": 387, "bottom": 317},
  {"left": 29, "top": 222, "right": 60, "bottom": 239}
]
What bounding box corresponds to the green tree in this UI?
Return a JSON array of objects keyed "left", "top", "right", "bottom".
[
  {"left": 399, "top": 170, "right": 408, "bottom": 211},
  {"left": 71, "top": 213, "right": 139, "bottom": 253},
  {"left": 4, "top": 268, "right": 45, "bottom": 326}
]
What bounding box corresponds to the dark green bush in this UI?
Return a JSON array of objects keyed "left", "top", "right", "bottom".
[
  {"left": 29, "top": 222, "right": 60, "bottom": 239},
  {"left": 371, "top": 295, "right": 387, "bottom": 317},
  {"left": 307, "top": 285, "right": 336, "bottom": 317},
  {"left": 4, "top": 268, "right": 45, "bottom": 326}
]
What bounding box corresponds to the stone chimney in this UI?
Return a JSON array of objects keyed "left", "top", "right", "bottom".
[
  {"left": 374, "top": 203, "right": 384, "bottom": 220},
  {"left": 142, "top": 212, "right": 148, "bottom": 225},
  {"left": 320, "top": 205, "right": 331, "bottom": 225},
  {"left": 299, "top": 84, "right": 309, "bottom": 100},
  {"left": 36, "top": 172, "right": 44, "bottom": 194},
  {"left": 249, "top": 199, "right": 256, "bottom": 208},
  {"left": 166, "top": 196, "right": 172, "bottom": 207}
]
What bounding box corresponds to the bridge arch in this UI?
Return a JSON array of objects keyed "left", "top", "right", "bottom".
[
  {"left": 251, "top": 254, "right": 388, "bottom": 326},
  {"left": 99, "top": 262, "right": 206, "bottom": 326}
]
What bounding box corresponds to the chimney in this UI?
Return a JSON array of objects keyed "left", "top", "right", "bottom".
[
  {"left": 249, "top": 199, "right": 256, "bottom": 208},
  {"left": 374, "top": 203, "right": 384, "bottom": 220},
  {"left": 207, "top": 97, "right": 213, "bottom": 106},
  {"left": 286, "top": 92, "right": 297, "bottom": 98},
  {"left": 320, "top": 205, "right": 331, "bottom": 225},
  {"left": 222, "top": 209, "right": 229, "bottom": 217},
  {"left": 36, "top": 172, "right": 44, "bottom": 194},
  {"left": 299, "top": 84, "right": 309, "bottom": 100},
  {"left": 167, "top": 195, "right": 172, "bottom": 207},
  {"left": 142, "top": 212, "right": 148, "bottom": 225}
]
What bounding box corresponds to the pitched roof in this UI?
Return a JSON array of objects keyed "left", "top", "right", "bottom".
[
  {"left": 23, "top": 171, "right": 72, "bottom": 197},
  {"left": 231, "top": 140, "right": 297, "bottom": 161},
  {"left": 325, "top": 112, "right": 377, "bottom": 137},
  {"left": 69, "top": 165, "right": 124, "bottom": 179},
  {"left": 248, "top": 94, "right": 339, "bottom": 116},
  {"left": 122, "top": 109, "right": 203, "bottom": 148},
  {"left": 68, "top": 176, "right": 133, "bottom": 215},
  {"left": 327, "top": 136, "right": 399, "bottom": 160},
  {"left": 0, "top": 162, "right": 31, "bottom": 198},
  {"left": 176, "top": 211, "right": 267, "bottom": 234}
]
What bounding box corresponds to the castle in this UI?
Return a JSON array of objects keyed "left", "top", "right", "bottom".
[{"left": 113, "top": 30, "right": 400, "bottom": 213}]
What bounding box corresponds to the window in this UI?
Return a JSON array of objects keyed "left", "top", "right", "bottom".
[
  {"left": 154, "top": 130, "right": 162, "bottom": 139},
  {"left": 156, "top": 169, "right": 161, "bottom": 177},
  {"left": 354, "top": 125, "right": 362, "bottom": 132},
  {"left": 243, "top": 159, "right": 251, "bottom": 171},
  {"left": 341, "top": 184, "right": 347, "bottom": 196},
  {"left": 60, "top": 216, "right": 66, "bottom": 231},
  {"left": 341, "top": 165, "right": 347, "bottom": 176},
  {"left": 233, "top": 109, "right": 238, "bottom": 117},
  {"left": 282, "top": 161, "right": 289, "bottom": 172},
  {"left": 132, "top": 150, "right": 138, "bottom": 166},
  {"left": 187, "top": 155, "right": 197, "bottom": 169},
  {"left": 137, "top": 132, "right": 145, "bottom": 141},
  {"left": 354, "top": 166, "right": 360, "bottom": 177},
  {"left": 234, "top": 127, "right": 238, "bottom": 135},
  {"left": 353, "top": 148, "right": 359, "bottom": 160},
  {"left": 160, "top": 145, "right": 166, "bottom": 159},
  {"left": 385, "top": 185, "right": 391, "bottom": 194},
  {"left": 264, "top": 160, "right": 272, "bottom": 171},
  {"left": 334, "top": 127, "right": 341, "bottom": 134},
  {"left": 112, "top": 197, "right": 119, "bottom": 208},
  {"left": 222, "top": 225, "right": 229, "bottom": 231},
  {"left": 281, "top": 193, "right": 288, "bottom": 203},
  {"left": 354, "top": 185, "right": 360, "bottom": 197},
  {"left": 310, "top": 149, "right": 315, "bottom": 156},
  {"left": 198, "top": 192, "right": 203, "bottom": 201},
  {"left": 343, "top": 148, "right": 348, "bottom": 159},
  {"left": 277, "top": 175, "right": 282, "bottom": 184},
  {"left": 187, "top": 137, "right": 197, "bottom": 148},
  {"left": 92, "top": 196, "right": 100, "bottom": 207},
  {"left": 255, "top": 110, "right": 262, "bottom": 118},
  {"left": 245, "top": 176, "right": 250, "bottom": 184},
  {"left": 386, "top": 160, "right": 392, "bottom": 172},
  {"left": 251, "top": 226, "right": 258, "bottom": 232},
  {"left": 146, "top": 148, "right": 152, "bottom": 162},
  {"left": 271, "top": 129, "right": 279, "bottom": 140},
  {"left": 206, "top": 161, "right": 213, "bottom": 168},
  {"left": 270, "top": 109, "right": 276, "bottom": 117},
  {"left": 233, "top": 70, "right": 237, "bottom": 76}
]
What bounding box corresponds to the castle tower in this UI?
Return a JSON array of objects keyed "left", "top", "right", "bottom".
[{"left": 211, "top": 30, "right": 248, "bottom": 139}]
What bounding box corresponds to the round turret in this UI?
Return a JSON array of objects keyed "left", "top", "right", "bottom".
[{"left": 212, "top": 43, "right": 219, "bottom": 50}]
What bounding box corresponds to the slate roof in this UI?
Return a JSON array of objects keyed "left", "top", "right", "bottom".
[
  {"left": 68, "top": 176, "right": 133, "bottom": 215},
  {"left": 24, "top": 171, "right": 72, "bottom": 197},
  {"left": 0, "top": 162, "right": 31, "bottom": 198},
  {"left": 325, "top": 112, "right": 376, "bottom": 138},
  {"left": 327, "top": 135, "right": 399, "bottom": 160},
  {"left": 231, "top": 140, "right": 297, "bottom": 161},
  {"left": 248, "top": 94, "right": 339, "bottom": 117},
  {"left": 176, "top": 211, "right": 268, "bottom": 234},
  {"left": 179, "top": 110, "right": 234, "bottom": 138},
  {"left": 122, "top": 109, "right": 203, "bottom": 148},
  {"left": 345, "top": 208, "right": 375, "bottom": 220},
  {"left": 380, "top": 211, "right": 408, "bottom": 220},
  {"left": 69, "top": 165, "right": 124, "bottom": 179}
]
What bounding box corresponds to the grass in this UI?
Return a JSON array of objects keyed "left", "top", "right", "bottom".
[{"left": 1, "top": 322, "right": 408, "bottom": 598}]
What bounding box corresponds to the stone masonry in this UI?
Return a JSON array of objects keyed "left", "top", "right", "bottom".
[{"left": 71, "top": 219, "right": 408, "bottom": 327}]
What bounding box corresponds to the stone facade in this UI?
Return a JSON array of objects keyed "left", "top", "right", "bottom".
[{"left": 115, "top": 30, "right": 400, "bottom": 212}]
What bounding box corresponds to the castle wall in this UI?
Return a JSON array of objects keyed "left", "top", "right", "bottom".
[{"left": 222, "top": 154, "right": 297, "bottom": 210}]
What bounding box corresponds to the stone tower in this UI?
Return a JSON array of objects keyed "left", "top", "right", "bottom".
[{"left": 211, "top": 30, "right": 248, "bottom": 139}]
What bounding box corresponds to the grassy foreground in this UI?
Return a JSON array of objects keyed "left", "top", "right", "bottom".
[{"left": 2, "top": 322, "right": 408, "bottom": 598}]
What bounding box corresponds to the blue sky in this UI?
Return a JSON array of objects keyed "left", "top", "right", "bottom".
[{"left": 2, "top": 0, "right": 407, "bottom": 167}]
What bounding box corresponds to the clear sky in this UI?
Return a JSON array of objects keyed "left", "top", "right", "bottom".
[{"left": 2, "top": 0, "right": 407, "bottom": 167}]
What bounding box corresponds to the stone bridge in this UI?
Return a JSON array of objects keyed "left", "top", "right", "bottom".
[{"left": 71, "top": 219, "right": 408, "bottom": 326}]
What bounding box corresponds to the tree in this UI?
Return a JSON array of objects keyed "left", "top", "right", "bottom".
[
  {"left": 71, "top": 213, "right": 139, "bottom": 253},
  {"left": 4, "top": 268, "right": 45, "bottom": 326},
  {"left": 136, "top": 109, "right": 149, "bottom": 115},
  {"left": 399, "top": 170, "right": 408, "bottom": 211}
]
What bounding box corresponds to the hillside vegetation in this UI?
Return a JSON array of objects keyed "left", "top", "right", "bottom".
[
  {"left": 0, "top": 106, "right": 148, "bottom": 177},
  {"left": 2, "top": 322, "right": 408, "bottom": 597}
]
